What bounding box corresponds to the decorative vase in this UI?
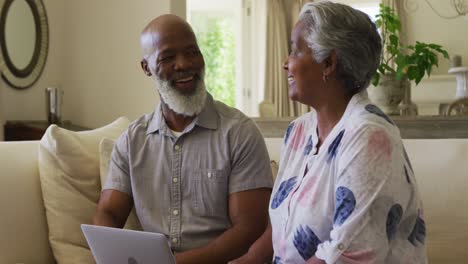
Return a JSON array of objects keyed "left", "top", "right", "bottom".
[
  {"left": 45, "top": 87, "right": 63, "bottom": 124},
  {"left": 368, "top": 74, "right": 405, "bottom": 115},
  {"left": 399, "top": 78, "right": 418, "bottom": 116},
  {"left": 448, "top": 67, "right": 468, "bottom": 99}
]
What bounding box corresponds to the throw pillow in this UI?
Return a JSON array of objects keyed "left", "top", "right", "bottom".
[
  {"left": 38, "top": 117, "right": 130, "bottom": 263},
  {"left": 271, "top": 160, "right": 279, "bottom": 181},
  {"left": 99, "top": 137, "right": 142, "bottom": 230}
]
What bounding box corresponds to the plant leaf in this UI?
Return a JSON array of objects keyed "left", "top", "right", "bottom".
[
  {"left": 389, "top": 34, "right": 399, "bottom": 47},
  {"left": 372, "top": 73, "right": 380, "bottom": 86}
]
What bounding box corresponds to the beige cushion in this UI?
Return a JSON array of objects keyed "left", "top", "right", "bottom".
[
  {"left": 38, "top": 117, "right": 130, "bottom": 263},
  {"left": 99, "top": 138, "right": 142, "bottom": 230}
]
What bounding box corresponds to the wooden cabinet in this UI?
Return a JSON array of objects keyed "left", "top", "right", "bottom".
[{"left": 4, "top": 121, "right": 88, "bottom": 141}]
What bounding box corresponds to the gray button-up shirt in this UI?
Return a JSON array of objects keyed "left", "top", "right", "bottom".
[{"left": 104, "top": 94, "right": 273, "bottom": 251}]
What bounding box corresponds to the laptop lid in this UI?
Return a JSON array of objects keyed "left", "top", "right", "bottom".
[{"left": 81, "top": 224, "right": 176, "bottom": 264}]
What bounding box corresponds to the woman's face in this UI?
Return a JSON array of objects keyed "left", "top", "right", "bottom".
[{"left": 283, "top": 22, "right": 324, "bottom": 105}]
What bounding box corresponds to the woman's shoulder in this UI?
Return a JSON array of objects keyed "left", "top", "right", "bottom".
[
  {"left": 343, "top": 101, "right": 402, "bottom": 142},
  {"left": 283, "top": 111, "right": 316, "bottom": 141}
]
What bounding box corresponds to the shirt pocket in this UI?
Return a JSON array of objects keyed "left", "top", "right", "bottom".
[{"left": 192, "top": 168, "right": 229, "bottom": 217}]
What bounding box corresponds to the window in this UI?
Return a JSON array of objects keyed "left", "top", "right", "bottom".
[
  {"left": 187, "top": 0, "right": 264, "bottom": 116},
  {"left": 187, "top": 0, "right": 239, "bottom": 109}
]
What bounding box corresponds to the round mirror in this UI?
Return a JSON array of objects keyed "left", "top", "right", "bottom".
[{"left": 0, "top": 0, "right": 49, "bottom": 89}]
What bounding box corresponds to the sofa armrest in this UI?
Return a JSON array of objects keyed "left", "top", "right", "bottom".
[{"left": 0, "top": 141, "right": 55, "bottom": 263}]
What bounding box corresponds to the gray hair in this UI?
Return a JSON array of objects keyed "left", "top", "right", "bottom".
[{"left": 298, "top": 1, "right": 382, "bottom": 94}]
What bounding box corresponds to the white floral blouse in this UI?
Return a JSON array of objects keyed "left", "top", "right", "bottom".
[{"left": 269, "top": 92, "right": 427, "bottom": 264}]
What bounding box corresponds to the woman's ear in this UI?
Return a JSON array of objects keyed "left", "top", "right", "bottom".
[
  {"left": 323, "top": 51, "right": 338, "bottom": 77},
  {"left": 141, "top": 59, "right": 152, "bottom": 76}
]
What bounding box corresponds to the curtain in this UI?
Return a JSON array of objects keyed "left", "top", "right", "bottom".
[
  {"left": 260, "top": 0, "right": 312, "bottom": 118},
  {"left": 261, "top": 0, "right": 291, "bottom": 117}
]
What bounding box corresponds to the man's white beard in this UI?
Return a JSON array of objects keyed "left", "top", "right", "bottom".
[{"left": 153, "top": 71, "right": 207, "bottom": 117}]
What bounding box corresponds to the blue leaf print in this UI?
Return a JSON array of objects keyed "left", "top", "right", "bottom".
[
  {"left": 334, "top": 186, "right": 356, "bottom": 225},
  {"left": 271, "top": 177, "right": 298, "bottom": 209},
  {"left": 327, "top": 130, "right": 345, "bottom": 163},
  {"left": 386, "top": 204, "right": 403, "bottom": 241},
  {"left": 304, "top": 135, "right": 314, "bottom": 155},
  {"left": 404, "top": 166, "right": 411, "bottom": 184},
  {"left": 284, "top": 122, "right": 295, "bottom": 144},
  {"left": 272, "top": 256, "right": 283, "bottom": 264},
  {"left": 403, "top": 147, "right": 414, "bottom": 172},
  {"left": 365, "top": 104, "right": 395, "bottom": 125},
  {"left": 293, "top": 225, "right": 321, "bottom": 260},
  {"left": 408, "top": 216, "right": 426, "bottom": 246}
]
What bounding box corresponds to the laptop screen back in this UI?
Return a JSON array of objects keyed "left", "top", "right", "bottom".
[{"left": 81, "top": 224, "right": 175, "bottom": 264}]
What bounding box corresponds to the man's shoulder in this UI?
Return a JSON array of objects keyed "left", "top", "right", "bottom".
[
  {"left": 212, "top": 100, "right": 252, "bottom": 128},
  {"left": 123, "top": 112, "right": 154, "bottom": 137}
]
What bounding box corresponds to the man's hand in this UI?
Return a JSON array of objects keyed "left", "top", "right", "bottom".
[
  {"left": 175, "top": 188, "right": 271, "bottom": 264},
  {"left": 228, "top": 223, "right": 273, "bottom": 264}
]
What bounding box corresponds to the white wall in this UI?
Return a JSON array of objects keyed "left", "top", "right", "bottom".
[
  {"left": 0, "top": 0, "right": 66, "bottom": 139},
  {"left": 61, "top": 0, "right": 172, "bottom": 129}
]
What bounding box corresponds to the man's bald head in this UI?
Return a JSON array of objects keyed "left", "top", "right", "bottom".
[{"left": 140, "top": 14, "right": 197, "bottom": 61}]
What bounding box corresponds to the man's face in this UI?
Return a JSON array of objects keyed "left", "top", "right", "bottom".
[
  {"left": 143, "top": 24, "right": 207, "bottom": 116},
  {"left": 151, "top": 27, "right": 205, "bottom": 95}
]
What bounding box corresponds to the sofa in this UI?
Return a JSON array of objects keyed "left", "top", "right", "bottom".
[{"left": 1, "top": 135, "right": 468, "bottom": 263}]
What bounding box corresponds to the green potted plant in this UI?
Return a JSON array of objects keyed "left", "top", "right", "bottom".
[{"left": 369, "top": 4, "right": 450, "bottom": 115}]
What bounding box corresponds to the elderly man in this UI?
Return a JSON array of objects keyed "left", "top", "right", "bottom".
[{"left": 92, "top": 14, "right": 273, "bottom": 264}]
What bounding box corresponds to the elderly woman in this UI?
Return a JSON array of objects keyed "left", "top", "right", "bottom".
[{"left": 230, "top": 2, "right": 427, "bottom": 264}]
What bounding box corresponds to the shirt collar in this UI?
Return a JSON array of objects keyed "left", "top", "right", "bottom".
[
  {"left": 194, "top": 93, "right": 218, "bottom": 130},
  {"left": 334, "top": 90, "right": 369, "bottom": 125},
  {"left": 146, "top": 93, "right": 218, "bottom": 135},
  {"left": 146, "top": 104, "right": 165, "bottom": 135}
]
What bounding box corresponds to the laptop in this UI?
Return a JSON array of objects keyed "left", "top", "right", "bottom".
[{"left": 81, "top": 224, "right": 176, "bottom": 264}]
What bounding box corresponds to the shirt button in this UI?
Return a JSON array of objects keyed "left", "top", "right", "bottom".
[
  {"left": 172, "top": 237, "right": 178, "bottom": 244},
  {"left": 174, "top": 145, "right": 180, "bottom": 151},
  {"left": 173, "top": 209, "right": 179, "bottom": 216},
  {"left": 337, "top": 243, "right": 345, "bottom": 250},
  {"left": 207, "top": 172, "right": 212, "bottom": 178},
  {"left": 173, "top": 177, "right": 179, "bottom": 183}
]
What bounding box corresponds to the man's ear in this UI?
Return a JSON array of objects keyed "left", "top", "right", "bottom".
[
  {"left": 323, "top": 51, "right": 338, "bottom": 77},
  {"left": 141, "top": 59, "right": 152, "bottom": 76}
]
